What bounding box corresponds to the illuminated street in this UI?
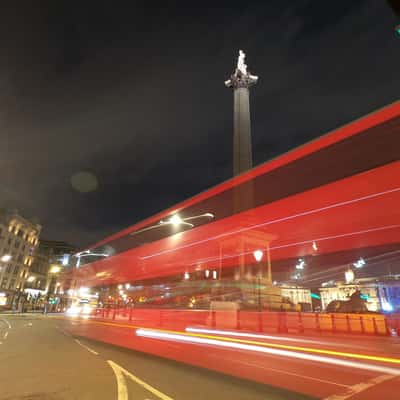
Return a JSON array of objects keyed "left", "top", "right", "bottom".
[
  {"left": 0, "top": 315, "right": 312, "bottom": 400},
  {"left": 2, "top": 314, "right": 400, "bottom": 399}
]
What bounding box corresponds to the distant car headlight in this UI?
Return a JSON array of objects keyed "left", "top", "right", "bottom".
[{"left": 66, "top": 306, "right": 81, "bottom": 316}]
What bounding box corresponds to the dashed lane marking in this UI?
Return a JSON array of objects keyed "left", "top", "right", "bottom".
[
  {"left": 107, "top": 360, "right": 174, "bottom": 400},
  {"left": 74, "top": 339, "right": 99, "bottom": 355},
  {"left": 323, "top": 374, "right": 395, "bottom": 400},
  {"left": 3, "top": 331, "right": 8, "bottom": 339},
  {"left": 56, "top": 325, "right": 71, "bottom": 337},
  {"left": 0, "top": 318, "right": 11, "bottom": 329}
]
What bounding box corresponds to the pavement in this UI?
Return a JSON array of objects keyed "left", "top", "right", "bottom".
[{"left": 0, "top": 314, "right": 313, "bottom": 400}]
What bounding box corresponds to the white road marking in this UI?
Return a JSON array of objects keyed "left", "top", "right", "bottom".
[
  {"left": 74, "top": 339, "right": 99, "bottom": 355},
  {"left": 56, "top": 326, "right": 71, "bottom": 337},
  {"left": 323, "top": 374, "right": 395, "bottom": 400},
  {"left": 108, "top": 360, "right": 129, "bottom": 400},
  {"left": 3, "top": 331, "right": 9, "bottom": 339},
  {"left": 0, "top": 318, "right": 11, "bottom": 329},
  {"left": 107, "top": 360, "right": 174, "bottom": 400}
]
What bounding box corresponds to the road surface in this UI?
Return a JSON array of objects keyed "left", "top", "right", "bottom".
[{"left": 0, "top": 314, "right": 312, "bottom": 400}]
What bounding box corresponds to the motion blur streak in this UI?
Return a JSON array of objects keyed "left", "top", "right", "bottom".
[
  {"left": 185, "top": 327, "right": 346, "bottom": 346},
  {"left": 141, "top": 187, "right": 400, "bottom": 260},
  {"left": 136, "top": 328, "right": 400, "bottom": 376},
  {"left": 188, "top": 224, "right": 400, "bottom": 266},
  {"left": 150, "top": 327, "right": 400, "bottom": 366}
]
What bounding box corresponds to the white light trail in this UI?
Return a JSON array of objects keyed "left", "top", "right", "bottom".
[
  {"left": 140, "top": 187, "right": 400, "bottom": 260},
  {"left": 136, "top": 328, "right": 400, "bottom": 376},
  {"left": 185, "top": 327, "right": 338, "bottom": 346},
  {"left": 187, "top": 224, "right": 400, "bottom": 267}
]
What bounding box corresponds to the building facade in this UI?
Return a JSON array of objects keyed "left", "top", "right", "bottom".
[
  {"left": 319, "top": 277, "right": 400, "bottom": 313},
  {"left": 24, "top": 240, "right": 77, "bottom": 310},
  {"left": 0, "top": 209, "right": 41, "bottom": 308},
  {"left": 24, "top": 239, "right": 76, "bottom": 309}
]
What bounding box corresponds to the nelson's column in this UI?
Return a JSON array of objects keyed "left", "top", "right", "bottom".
[{"left": 225, "top": 50, "right": 258, "bottom": 176}]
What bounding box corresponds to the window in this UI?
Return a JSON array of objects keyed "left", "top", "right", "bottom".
[
  {"left": 0, "top": 279, "right": 7, "bottom": 288},
  {"left": 8, "top": 279, "right": 15, "bottom": 289},
  {"left": 7, "top": 238, "right": 12, "bottom": 245},
  {"left": 13, "top": 266, "right": 19, "bottom": 275},
  {"left": 6, "top": 265, "right": 12, "bottom": 274}
]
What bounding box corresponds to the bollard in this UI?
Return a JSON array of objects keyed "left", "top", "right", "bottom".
[
  {"left": 372, "top": 317, "right": 379, "bottom": 335},
  {"left": 298, "top": 312, "right": 304, "bottom": 333},
  {"left": 346, "top": 315, "right": 351, "bottom": 333},
  {"left": 331, "top": 314, "right": 336, "bottom": 332},
  {"left": 236, "top": 309, "right": 241, "bottom": 330},
  {"left": 278, "top": 311, "right": 288, "bottom": 333},
  {"left": 258, "top": 311, "right": 263, "bottom": 333},
  {"left": 212, "top": 310, "right": 216, "bottom": 328},
  {"left": 129, "top": 307, "right": 133, "bottom": 322},
  {"left": 315, "top": 313, "right": 320, "bottom": 332},
  {"left": 360, "top": 315, "right": 365, "bottom": 334}
]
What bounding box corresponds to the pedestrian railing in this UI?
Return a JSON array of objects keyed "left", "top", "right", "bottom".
[{"left": 91, "top": 307, "right": 399, "bottom": 337}]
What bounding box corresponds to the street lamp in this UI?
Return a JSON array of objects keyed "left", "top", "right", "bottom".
[
  {"left": 253, "top": 250, "right": 263, "bottom": 311},
  {"left": 353, "top": 257, "right": 366, "bottom": 269},
  {"left": 253, "top": 250, "right": 263, "bottom": 263},
  {"left": 49, "top": 265, "right": 61, "bottom": 274},
  {"left": 1, "top": 254, "right": 11, "bottom": 262},
  {"left": 345, "top": 269, "right": 355, "bottom": 284}
]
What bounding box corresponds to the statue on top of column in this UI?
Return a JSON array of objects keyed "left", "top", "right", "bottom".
[
  {"left": 237, "top": 49, "right": 248, "bottom": 76},
  {"left": 225, "top": 49, "right": 258, "bottom": 88}
]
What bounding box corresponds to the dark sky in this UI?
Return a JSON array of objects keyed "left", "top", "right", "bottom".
[{"left": 1, "top": 1, "right": 399, "bottom": 248}]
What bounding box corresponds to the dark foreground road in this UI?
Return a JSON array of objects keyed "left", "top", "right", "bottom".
[{"left": 0, "top": 314, "right": 312, "bottom": 400}]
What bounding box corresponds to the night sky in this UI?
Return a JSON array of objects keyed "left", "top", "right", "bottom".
[{"left": 1, "top": 1, "right": 399, "bottom": 248}]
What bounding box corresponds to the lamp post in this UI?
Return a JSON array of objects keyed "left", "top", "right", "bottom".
[
  {"left": 47, "top": 264, "right": 62, "bottom": 312},
  {"left": 253, "top": 250, "right": 263, "bottom": 311}
]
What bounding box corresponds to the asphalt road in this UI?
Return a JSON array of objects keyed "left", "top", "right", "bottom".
[{"left": 0, "top": 314, "right": 313, "bottom": 400}]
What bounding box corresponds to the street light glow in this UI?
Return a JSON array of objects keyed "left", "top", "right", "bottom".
[
  {"left": 253, "top": 250, "right": 263, "bottom": 262},
  {"left": 1, "top": 254, "right": 11, "bottom": 262},
  {"left": 49, "top": 265, "right": 61, "bottom": 274},
  {"left": 27, "top": 276, "right": 35, "bottom": 282},
  {"left": 295, "top": 258, "right": 305, "bottom": 270},
  {"left": 169, "top": 214, "right": 183, "bottom": 226},
  {"left": 353, "top": 257, "right": 366, "bottom": 269},
  {"left": 345, "top": 269, "right": 355, "bottom": 284}
]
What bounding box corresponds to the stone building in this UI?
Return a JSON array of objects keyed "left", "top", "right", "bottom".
[{"left": 0, "top": 209, "right": 41, "bottom": 308}]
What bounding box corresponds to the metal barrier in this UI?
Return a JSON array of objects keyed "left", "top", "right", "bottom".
[{"left": 93, "top": 307, "right": 398, "bottom": 337}]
